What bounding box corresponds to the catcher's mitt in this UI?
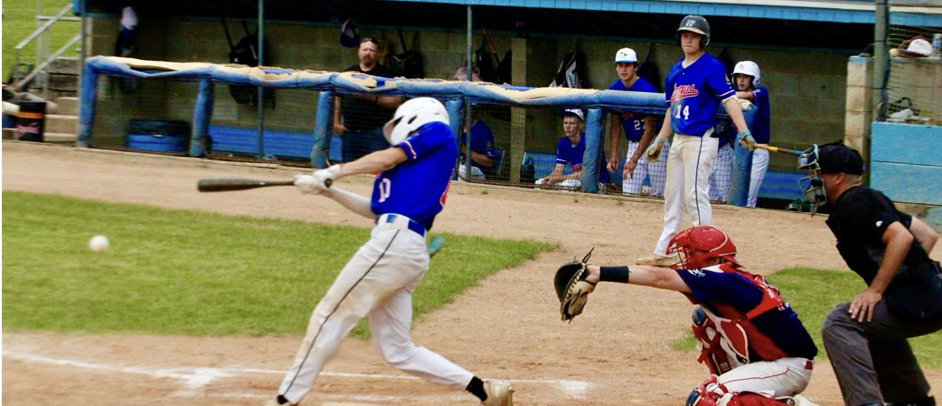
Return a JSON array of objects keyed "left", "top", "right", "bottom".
[{"left": 554, "top": 248, "right": 597, "bottom": 322}]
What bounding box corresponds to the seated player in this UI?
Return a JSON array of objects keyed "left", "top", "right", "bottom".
[
  {"left": 557, "top": 225, "right": 821, "bottom": 406},
  {"left": 459, "top": 108, "right": 498, "bottom": 181},
  {"left": 537, "top": 109, "right": 586, "bottom": 189}
]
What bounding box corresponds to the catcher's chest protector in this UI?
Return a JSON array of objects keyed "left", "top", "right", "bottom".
[{"left": 691, "top": 267, "right": 789, "bottom": 374}]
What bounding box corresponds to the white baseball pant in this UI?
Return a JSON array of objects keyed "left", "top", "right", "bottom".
[
  {"left": 458, "top": 164, "right": 486, "bottom": 181},
  {"left": 654, "top": 132, "right": 718, "bottom": 256},
  {"left": 747, "top": 149, "right": 770, "bottom": 208},
  {"left": 535, "top": 178, "right": 582, "bottom": 189},
  {"left": 623, "top": 140, "right": 669, "bottom": 197},
  {"left": 707, "top": 357, "right": 814, "bottom": 399},
  {"left": 708, "top": 144, "right": 733, "bottom": 203},
  {"left": 277, "top": 219, "right": 474, "bottom": 404}
]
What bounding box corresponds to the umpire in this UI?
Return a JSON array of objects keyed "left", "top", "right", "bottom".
[{"left": 809, "top": 143, "right": 942, "bottom": 406}]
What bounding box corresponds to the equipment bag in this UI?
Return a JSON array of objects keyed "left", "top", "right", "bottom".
[{"left": 392, "top": 29, "right": 424, "bottom": 79}]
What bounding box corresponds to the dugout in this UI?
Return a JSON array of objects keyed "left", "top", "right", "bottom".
[{"left": 75, "top": 0, "right": 895, "bottom": 206}]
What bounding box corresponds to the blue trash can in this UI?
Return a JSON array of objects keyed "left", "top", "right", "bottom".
[{"left": 126, "top": 120, "right": 190, "bottom": 153}]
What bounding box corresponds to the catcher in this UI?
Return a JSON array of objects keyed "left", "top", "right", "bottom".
[{"left": 555, "top": 225, "right": 820, "bottom": 406}]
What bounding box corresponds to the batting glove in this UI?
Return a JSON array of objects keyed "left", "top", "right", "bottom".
[
  {"left": 312, "top": 164, "right": 342, "bottom": 188},
  {"left": 294, "top": 174, "right": 327, "bottom": 195},
  {"left": 644, "top": 137, "right": 666, "bottom": 163},
  {"left": 737, "top": 130, "right": 757, "bottom": 153}
]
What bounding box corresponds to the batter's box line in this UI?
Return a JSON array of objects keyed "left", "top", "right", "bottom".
[{"left": 3, "top": 350, "right": 593, "bottom": 399}]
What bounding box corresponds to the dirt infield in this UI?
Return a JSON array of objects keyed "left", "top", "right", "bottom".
[{"left": 3, "top": 141, "right": 940, "bottom": 406}]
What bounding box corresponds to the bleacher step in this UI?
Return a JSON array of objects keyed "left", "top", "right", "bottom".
[{"left": 45, "top": 114, "right": 78, "bottom": 134}]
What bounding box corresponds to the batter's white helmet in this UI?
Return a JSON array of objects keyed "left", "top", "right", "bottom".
[
  {"left": 383, "top": 97, "right": 449, "bottom": 146},
  {"left": 733, "top": 61, "right": 761, "bottom": 86}
]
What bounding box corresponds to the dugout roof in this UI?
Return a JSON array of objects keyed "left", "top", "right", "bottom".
[{"left": 72, "top": 0, "right": 942, "bottom": 52}]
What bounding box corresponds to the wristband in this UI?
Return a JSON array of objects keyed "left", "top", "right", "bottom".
[{"left": 599, "top": 266, "right": 630, "bottom": 283}]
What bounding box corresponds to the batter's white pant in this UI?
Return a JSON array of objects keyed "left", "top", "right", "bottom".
[
  {"left": 747, "top": 149, "right": 770, "bottom": 208},
  {"left": 708, "top": 357, "right": 814, "bottom": 399},
  {"left": 623, "top": 140, "right": 669, "bottom": 197},
  {"left": 277, "top": 220, "right": 474, "bottom": 404},
  {"left": 654, "top": 133, "right": 718, "bottom": 256},
  {"left": 535, "top": 178, "right": 582, "bottom": 189},
  {"left": 708, "top": 144, "right": 733, "bottom": 203}
]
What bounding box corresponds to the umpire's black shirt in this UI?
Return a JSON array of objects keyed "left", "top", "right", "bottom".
[
  {"left": 341, "top": 64, "right": 395, "bottom": 132},
  {"left": 826, "top": 185, "right": 933, "bottom": 286}
]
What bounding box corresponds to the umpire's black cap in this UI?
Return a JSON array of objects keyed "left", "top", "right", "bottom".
[{"left": 818, "top": 142, "right": 865, "bottom": 175}]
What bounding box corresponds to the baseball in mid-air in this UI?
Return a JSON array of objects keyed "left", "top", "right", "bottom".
[{"left": 89, "top": 235, "right": 109, "bottom": 253}]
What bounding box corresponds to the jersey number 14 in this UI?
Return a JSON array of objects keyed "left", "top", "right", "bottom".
[{"left": 675, "top": 105, "right": 690, "bottom": 120}]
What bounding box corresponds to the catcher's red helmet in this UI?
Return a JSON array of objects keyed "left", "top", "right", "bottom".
[{"left": 667, "top": 225, "right": 740, "bottom": 270}]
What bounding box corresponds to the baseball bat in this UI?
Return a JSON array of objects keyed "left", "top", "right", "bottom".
[
  {"left": 754, "top": 144, "right": 802, "bottom": 156},
  {"left": 197, "top": 178, "right": 332, "bottom": 192}
]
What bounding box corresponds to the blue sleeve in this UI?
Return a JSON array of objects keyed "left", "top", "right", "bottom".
[
  {"left": 556, "top": 138, "right": 567, "bottom": 165},
  {"left": 708, "top": 61, "right": 735, "bottom": 99},
  {"left": 753, "top": 87, "right": 770, "bottom": 110},
  {"left": 398, "top": 122, "right": 450, "bottom": 161},
  {"left": 608, "top": 80, "right": 622, "bottom": 91},
  {"left": 676, "top": 269, "right": 763, "bottom": 311}
]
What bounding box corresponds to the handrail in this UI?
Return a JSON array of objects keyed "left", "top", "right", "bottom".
[
  {"left": 12, "top": 3, "right": 80, "bottom": 92},
  {"left": 15, "top": 34, "right": 81, "bottom": 92},
  {"left": 14, "top": 4, "right": 73, "bottom": 51}
]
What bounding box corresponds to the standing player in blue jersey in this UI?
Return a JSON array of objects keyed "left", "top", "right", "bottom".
[
  {"left": 708, "top": 119, "right": 735, "bottom": 203},
  {"left": 606, "top": 47, "right": 669, "bottom": 196},
  {"left": 574, "top": 226, "right": 820, "bottom": 406},
  {"left": 732, "top": 61, "right": 772, "bottom": 208},
  {"left": 268, "top": 98, "right": 513, "bottom": 406},
  {"left": 638, "top": 15, "right": 756, "bottom": 266}
]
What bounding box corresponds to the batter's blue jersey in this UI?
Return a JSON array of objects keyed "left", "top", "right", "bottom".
[
  {"left": 665, "top": 54, "right": 736, "bottom": 136},
  {"left": 749, "top": 86, "right": 771, "bottom": 144},
  {"left": 609, "top": 77, "right": 659, "bottom": 142},
  {"left": 677, "top": 266, "right": 818, "bottom": 360},
  {"left": 371, "top": 121, "right": 456, "bottom": 231}
]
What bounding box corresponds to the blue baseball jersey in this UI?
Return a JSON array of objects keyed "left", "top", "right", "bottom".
[
  {"left": 461, "top": 120, "right": 497, "bottom": 175},
  {"left": 556, "top": 134, "right": 585, "bottom": 173},
  {"left": 677, "top": 266, "right": 818, "bottom": 360},
  {"left": 749, "top": 86, "right": 771, "bottom": 144},
  {"left": 665, "top": 54, "right": 736, "bottom": 136},
  {"left": 371, "top": 121, "right": 456, "bottom": 231},
  {"left": 609, "top": 77, "right": 659, "bottom": 142}
]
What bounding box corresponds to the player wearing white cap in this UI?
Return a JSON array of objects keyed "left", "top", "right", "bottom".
[{"left": 607, "top": 47, "right": 668, "bottom": 196}]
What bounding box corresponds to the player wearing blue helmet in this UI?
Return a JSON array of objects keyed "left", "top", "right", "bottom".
[
  {"left": 268, "top": 98, "right": 513, "bottom": 406},
  {"left": 637, "top": 15, "right": 756, "bottom": 267}
]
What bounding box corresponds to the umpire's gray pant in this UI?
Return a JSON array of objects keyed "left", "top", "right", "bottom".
[{"left": 822, "top": 301, "right": 942, "bottom": 406}]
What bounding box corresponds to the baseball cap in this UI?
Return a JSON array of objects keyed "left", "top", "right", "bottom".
[
  {"left": 340, "top": 19, "right": 360, "bottom": 48},
  {"left": 562, "top": 109, "right": 585, "bottom": 122},
  {"left": 614, "top": 48, "right": 637, "bottom": 64},
  {"left": 818, "top": 142, "right": 865, "bottom": 175},
  {"left": 901, "top": 38, "right": 933, "bottom": 57}
]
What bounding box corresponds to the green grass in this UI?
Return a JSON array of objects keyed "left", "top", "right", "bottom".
[
  {"left": 2, "top": 192, "right": 554, "bottom": 338},
  {"left": 2, "top": 0, "right": 79, "bottom": 78},
  {"left": 671, "top": 267, "right": 942, "bottom": 369}
]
